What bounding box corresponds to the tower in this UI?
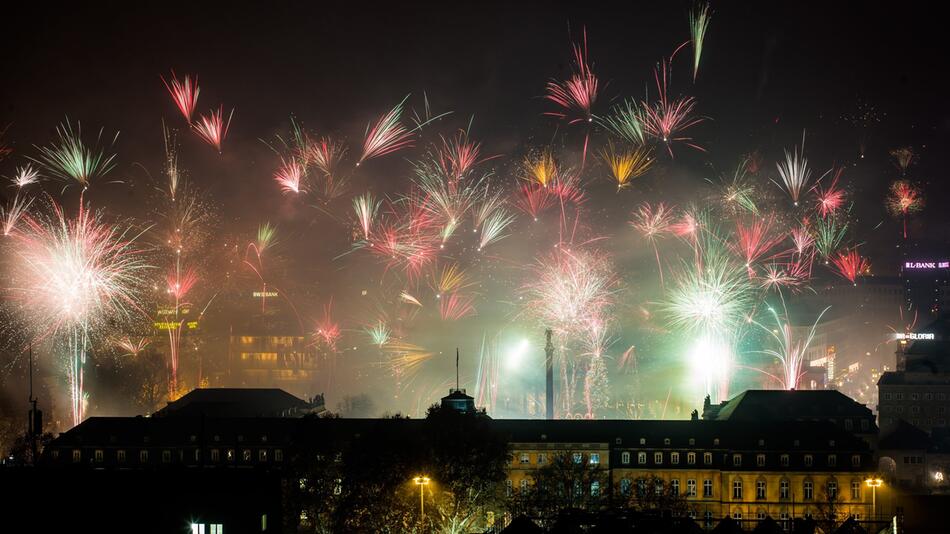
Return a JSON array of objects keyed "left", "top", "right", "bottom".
[{"left": 545, "top": 329, "right": 554, "bottom": 420}]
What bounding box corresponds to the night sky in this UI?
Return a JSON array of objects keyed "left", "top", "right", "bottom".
[{"left": 2, "top": 2, "right": 950, "bottom": 420}]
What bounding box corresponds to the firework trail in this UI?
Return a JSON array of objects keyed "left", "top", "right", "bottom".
[
  {"left": 790, "top": 224, "right": 814, "bottom": 256},
  {"left": 10, "top": 164, "right": 42, "bottom": 188},
  {"left": 631, "top": 202, "right": 675, "bottom": 287},
  {"left": 759, "top": 259, "right": 811, "bottom": 293},
  {"left": 399, "top": 291, "right": 423, "bottom": 307},
  {"left": 273, "top": 157, "right": 305, "bottom": 194},
  {"left": 600, "top": 142, "right": 653, "bottom": 191},
  {"left": 192, "top": 106, "right": 233, "bottom": 153},
  {"left": 478, "top": 208, "right": 515, "bottom": 250},
  {"left": 309, "top": 136, "right": 347, "bottom": 177},
  {"left": 813, "top": 216, "right": 848, "bottom": 260},
  {"left": 716, "top": 158, "right": 759, "bottom": 215},
  {"left": 114, "top": 336, "right": 150, "bottom": 357},
  {"left": 432, "top": 263, "right": 473, "bottom": 296},
  {"left": 352, "top": 192, "right": 380, "bottom": 241},
  {"left": 472, "top": 191, "right": 505, "bottom": 229},
  {"left": 162, "top": 123, "right": 181, "bottom": 200},
  {"left": 474, "top": 335, "right": 499, "bottom": 412},
  {"left": 244, "top": 223, "right": 277, "bottom": 312},
  {"left": 314, "top": 302, "right": 341, "bottom": 350},
  {"left": 2, "top": 193, "right": 33, "bottom": 236},
  {"left": 889, "top": 146, "right": 915, "bottom": 175},
  {"left": 358, "top": 96, "right": 415, "bottom": 165},
  {"left": 522, "top": 150, "right": 559, "bottom": 188},
  {"left": 773, "top": 143, "right": 813, "bottom": 206},
  {"left": 9, "top": 201, "right": 150, "bottom": 426},
  {"left": 384, "top": 341, "right": 435, "bottom": 387},
  {"left": 689, "top": 2, "right": 712, "bottom": 81},
  {"left": 584, "top": 352, "right": 609, "bottom": 418},
  {"left": 733, "top": 217, "right": 785, "bottom": 276},
  {"left": 886, "top": 180, "right": 924, "bottom": 239},
  {"left": 544, "top": 27, "right": 599, "bottom": 167},
  {"left": 165, "top": 265, "right": 198, "bottom": 391},
  {"left": 515, "top": 183, "right": 554, "bottom": 222},
  {"left": 161, "top": 71, "right": 200, "bottom": 123},
  {"left": 32, "top": 120, "right": 118, "bottom": 190},
  {"left": 814, "top": 167, "right": 846, "bottom": 218},
  {"left": 364, "top": 320, "right": 391, "bottom": 347},
  {"left": 437, "top": 128, "right": 492, "bottom": 182},
  {"left": 597, "top": 99, "right": 646, "bottom": 146},
  {"left": 830, "top": 248, "right": 870, "bottom": 284},
  {"left": 641, "top": 49, "right": 705, "bottom": 156},
  {"left": 753, "top": 299, "right": 829, "bottom": 390},
  {"left": 439, "top": 292, "right": 477, "bottom": 321}
]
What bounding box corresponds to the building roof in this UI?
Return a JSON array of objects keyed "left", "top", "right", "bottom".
[
  {"left": 153, "top": 388, "right": 319, "bottom": 418},
  {"left": 878, "top": 371, "right": 950, "bottom": 386},
  {"left": 705, "top": 390, "right": 873, "bottom": 423},
  {"left": 878, "top": 420, "right": 933, "bottom": 451}
]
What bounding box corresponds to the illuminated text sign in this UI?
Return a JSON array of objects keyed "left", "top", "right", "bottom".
[{"left": 904, "top": 261, "right": 950, "bottom": 270}]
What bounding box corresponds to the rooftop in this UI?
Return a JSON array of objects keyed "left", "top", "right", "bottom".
[{"left": 153, "top": 388, "right": 322, "bottom": 418}]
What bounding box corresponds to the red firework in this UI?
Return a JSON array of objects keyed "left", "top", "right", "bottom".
[
  {"left": 192, "top": 105, "right": 233, "bottom": 152},
  {"left": 814, "top": 168, "right": 846, "bottom": 218},
  {"left": 315, "top": 302, "right": 341, "bottom": 350},
  {"left": 166, "top": 267, "right": 199, "bottom": 302},
  {"left": 886, "top": 180, "right": 924, "bottom": 239},
  {"left": 358, "top": 97, "right": 415, "bottom": 165},
  {"left": 161, "top": 71, "right": 200, "bottom": 122},
  {"left": 733, "top": 217, "right": 785, "bottom": 275},
  {"left": 439, "top": 292, "right": 477, "bottom": 321},
  {"left": 544, "top": 28, "right": 599, "bottom": 167},
  {"left": 830, "top": 249, "right": 870, "bottom": 284},
  {"left": 641, "top": 48, "right": 705, "bottom": 157},
  {"left": 437, "top": 129, "right": 493, "bottom": 182},
  {"left": 514, "top": 183, "right": 555, "bottom": 221}
]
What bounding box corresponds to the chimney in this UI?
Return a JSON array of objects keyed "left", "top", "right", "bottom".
[{"left": 545, "top": 329, "right": 554, "bottom": 420}]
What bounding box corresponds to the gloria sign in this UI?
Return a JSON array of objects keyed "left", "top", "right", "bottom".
[{"left": 895, "top": 332, "right": 936, "bottom": 341}]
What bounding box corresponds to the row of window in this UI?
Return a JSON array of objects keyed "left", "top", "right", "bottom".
[
  {"left": 883, "top": 391, "right": 948, "bottom": 401},
  {"left": 65, "top": 448, "right": 284, "bottom": 464},
  {"left": 881, "top": 405, "right": 948, "bottom": 415},
  {"left": 618, "top": 451, "right": 860, "bottom": 468}
]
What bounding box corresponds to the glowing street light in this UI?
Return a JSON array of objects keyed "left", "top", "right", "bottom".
[
  {"left": 865, "top": 477, "right": 883, "bottom": 519},
  {"left": 414, "top": 475, "right": 430, "bottom": 522}
]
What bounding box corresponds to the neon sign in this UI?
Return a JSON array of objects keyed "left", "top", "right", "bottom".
[
  {"left": 895, "top": 332, "right": 936, "bottom": 341},
  {"left": 904, "top": 261, "right": 950, "bottom": 270},
  {"left": 252, "top": 291, "right": 278, "bottom": 298}
]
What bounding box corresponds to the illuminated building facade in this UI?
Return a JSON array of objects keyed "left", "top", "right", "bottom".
[{"left": 224, "top": 334, "right": 320, "bottom": 399}]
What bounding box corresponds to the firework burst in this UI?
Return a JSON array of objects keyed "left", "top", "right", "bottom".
[
  {"left": 274, "top": 157, "right": 305, "bottom": 194},
  {"left": 32, "top": 120, "right": 118, "bottom": 189},
  {"left": 514, "top": 183, "right": 554, "bottom": 222},
  {"left": 192, "top": 106, "right": 233, "bottom": 153},
  {"left": 358, "top": 96, "right": 415, "bottom": 165},
  {"left": 600, "top": 142, "right": 653, "bottom": 190},
  {"left": 544, "top": 28, "right": 599, "bottom": 166},
  {"left": 886, "top": 180, "right": 924, "bottom": 239},
  {"left": 830, "top": 249, "right": 870, "bottom": 284},
  {"left": 689, "top": 1, "right": 712, "bottom": 81},
  {"left": 478, "top": 208, "right": 515, "bottom": 250},
  {"left": 813, "top": 216, "right": 848, "bottom": 259},
  {"left": 10, "top": 164, "right": 42, "bottom": 188},
  {"left": 631, "top": 202, "right": 675, "bottom": 286},
  {"left": 814, "top": 167, "right": 846, "bottom": 218},
  {"left": 439, "top": 292, "right": 477, "bottom": 321},
  {"left": 754, "top": 301, "right": 829, "bottom": 390},
  {"left": 641, "top": 54, "right": 705, "bottom": 156},
  {"left": 597, "top": 99, "right": 646, "bottom": 146},
  {"left": 773, "top": 144, "right": 813, "bottom": 206},
  {"left": 161, "top": 71, "right": 200, "bottom": 122},
  {"left": 2, "top": 193, "right": 33, "bottom": 236},
  {"left": 352, "top": 192, "right": 380, "bottom": 241}
]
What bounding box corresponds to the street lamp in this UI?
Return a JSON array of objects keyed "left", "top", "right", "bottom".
[
  {"left": 414, "top": 476, "right": 430, "bottom": 520},
  {"left": 865, "top": 477, "right": 883, "bottom": 520}
]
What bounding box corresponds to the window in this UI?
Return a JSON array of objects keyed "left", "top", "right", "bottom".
[
  {"left": 227, "top": 449, "right": 235, "bottom": 462},
  {"left": 589, "top": 453, "right": 600, "bottom": 465},
  {"left": 780, "top": 479, "right": 789, "bottom": 499},
  {"left": 654, "top": 452, "right": 663, "bottom": 464},
  {"left": 637, "top": 479, "right": 646, "bottom": 497},
  {"left": 620, "top": 478, "right": 632, "bottom": 496},
  {"left": 703, "top": 479, "right": 713, "bottom": 497},
  {"left": 538, "top": 453, "right": 547, "bottom": 465},
  {"left": 844, "top": 419, "right": 853, "bottom": 431},
  {"left": 804, "top": 454, "right": 813, "bottom": 467},
  {"left": 689, "top": 438, "right": 696, "bottom": 445},
  {"left": 590, "top": 481, "right": 600, "bottom": 497},
  {"left": 621, "top": 451, "right": 631, "bottom": 465},
  {"left": 93, "top": 449, "right": 103, "bottom": 463},
  {"left": 804, "top": 480, "right": 814, "bottom": 500},
  {"left": 140, "top": 450, "right": 148, "bottom": 463},
  {"left": 733, "top": 479, "right": 743, "bottom": 499},
  {"left": 828, "top": 480, "right": 837, "bottom": 500},
  {"left": 780, "top": 454, "right": 789, "bottom": 467},
  {"left": 687, "top": 452, "right": 696, "bottom": 465},
  {"left": 714, "top": 438, "right": 720, "bottom": 446},
  {"left": 827, "top": 455, "right": 836, "bottom": 467},
  {"left": 72, "top": 449, "right": 81, "bottom": 463},
  {"left": 210, "top": 525, "right": 223, "bottom": 534},
  {"left": 259, "top": 449, "right": 267, "bottom": 462},
  {"left": 211, "top": 449, "right": 220, "bottom": 462},
  {"left": 733, "top": 454, "right": 742, "bottom": 467},
  {"left": 573, "top": 452, "right": 583, "bottom": 464},
  {"left": 939, "top": 393, "right": 947, "bottom": 401},
  {"left": 275, "top": 449, "right": 283, "bottom": 462},
  {"left": 911, "top": 406, "right": 920, "bottom": 414},
  {"left": 780, "top": 512, "right": 789, "bottom": 531},
  {"left": 672, "top": 452, "right": 680, "bottom": 464},
  {"left": 520, "top": 453, "right": 530, "bottom": 464},
  {"left": 655, "top": 479, "right": 663, "bottom": 496},
  {"left": 732, "top": 511, "right": 742, "bottom": 520},
  {"left": 333, "top": 479, "right": 342, "bottom": 495},
  {"left": 687, "top": 479, "right": 697, "bottom": 497},
  {"left": 117, "top": 450, "right": 126, "bottom": 463},
  {"left": 896, "top": 393, "right": 904, "bottom": 400},
  {"left": 162, "top": 450, "right": 171, "bottom": 463},
  {"left": 639, "top": 438, "right": 646, "bottom": 445},
  {"left": 911, "top": 392, "right": 919, "bottom": 401},
  {"left": 194, "top": 449, "right": 201, "bottom": 462},
  {"left": 704, "top": 452, "right": 713, "bottom": 465},
  {"left": 664, "top": 438, "right": 671, "bottom": 445},
  {"left": 520, "top": 479, "right": 528, "bottom": 495},
  {"left": 191, "top": 525, "right": 205, "bottom": 534},
  {"left": 757, "top": 454, "right": 766, "bottom": 467},
  {"left": 638, "top": 452, "right": 647, "bottom": 465},
  {"left": 851, "top": 481, "right": 861, "bottom": 500},
  {"left": 704, "top": 511, "right": 714, "bottom": 528},
  {"left": 883, "top": 393, "right": 892, "bottom": 401},
  {"left": 505, "top": 480, "right": 512, "bottom": 497},
  {"left": 758, "top": 510, "right": 766, "bottom": 520},
  {"left": 671, "top": 479, "right": 680, "bottom": 496},
  {"left": 756, "top": 480, "right": 766, "bottom": 499},
  {"left": 851, "top": 454, "right": 861, "bottom": 467}
]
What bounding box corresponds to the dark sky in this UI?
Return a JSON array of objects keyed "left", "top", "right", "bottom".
[{"left": 3, "top": 2, "right": 950, "bottom": 415}]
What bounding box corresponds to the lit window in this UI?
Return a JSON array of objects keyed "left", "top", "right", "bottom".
[
  {"left": 275, "top": 449, "right": 283, "bottom": 462},
  {"left": 672, "top": 452, "right": 680, "bottom": 465},
  {"left": 589, "top": 453, "right": 600, "bottom": 465},
  {"left": 655, "top": 480, "right": 663, "bottom": 496},
  {"left": 804, "top": 454, "right": 813, "bottom": 467},
  {"left": 686, "top": 479, "right": 697, "bottom": 497},
  {"left": 703, "top": 479, "right": 713, "bottom": 497},
  {"left": 591, "top": 481, "right": 600, "bottom": 497},
  {"left": 259, "top": 450, "right": 267, "bottom": 462},
  {"left": 733, "top": 454, "right": 742, "bottom": 467},
  {"left": 210, "top": 525, "right": 223, "bottom": 534},
  {"left": 671, "top": 479, "right": 680, "bottom": 497},
  {"left": 756, "top": 480, "right": 766, "bottom": 499},
  {"left": 94, "top": 449, "right": 104, "bottom": 463},
  {"left": 654, "top": 452, "right": 663, "bottom": 464},
  {"left": 704, "top": 452, "right": 712, "bottom": 465},
  {"left": 117, "top": 450, "right": 126, "bottom": 463},
  {"left": 243, "top": 449, "right": 252, "bottom": 462},
  {"left": 756, "top": 454, "right": 765, "bottom": 467},
  {"left": 140, "top": 450, "right": 148, "bottom": 463},
  {"left": 194, "top": 449, "right": 201, "bottom": 462},
  {"left": 780, "top": 454, "right": 789, "bottom": 467},
  {"left": 621, "top": 451, "right": 631, "bottom": 465},
  {"left": 733, "top": 479, "right": 743, "bottom": 499},
  {"left": 638, "top": 452, "right": 647, "bottom": 465},
  {"left": 72, "top": 449, "right": 81, "bottom": 463},
  {"left": 827, "top": 455, "right": 836, "bottom": 467},
  {"left": 191, "top": 524, "right": 205, "bottom": 534},
  {"left": 520, "top": 453, "right": 530, "bottom": 464},
  {"left": 780, "top": 479, "right": 789, "bottom": 499},
  {"left": 851, "top": 480, "right": 861, "bottom": 500},
  {"left": 804, "top": 480, "right": 813, "bottom": 500},
  {"left": 211, "top": 449, "right": 220, "bottom": 462}
]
